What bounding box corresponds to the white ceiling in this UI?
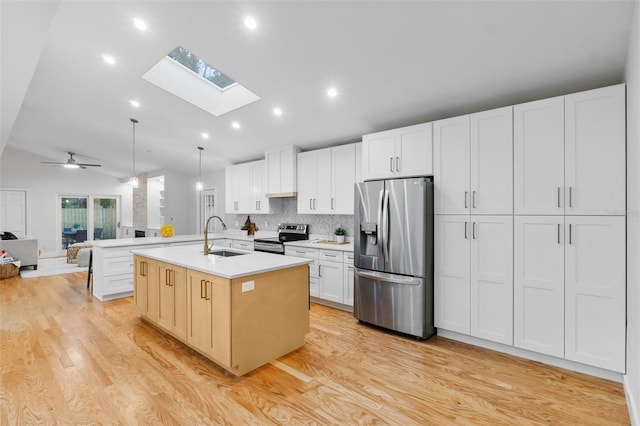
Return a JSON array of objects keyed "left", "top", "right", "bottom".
[{"left": 1, "top": 0, "right": 635, "bottom": 179}]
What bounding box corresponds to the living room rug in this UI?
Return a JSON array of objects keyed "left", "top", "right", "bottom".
[{"left": 20, "top": 257, "right": 88, "bottom": 279}]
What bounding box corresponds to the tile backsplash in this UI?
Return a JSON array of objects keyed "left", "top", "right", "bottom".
[{"left": 226, "top": 198, "right": 354, "bottom": 239}]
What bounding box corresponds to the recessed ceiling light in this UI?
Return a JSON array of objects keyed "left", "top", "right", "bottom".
[
  {"left": 102, "top": 54, "right": 115, "bottom": 65},
  {"left": 231, "top": 121, "right": 240, "bottom": 129},
  {"left": 273, "top": 107, "right": 283, "bottom": 116},
  {"left": 129, "top": 100, "right": 140, "bottom": 108},
  {"left": 133, "top": 17, "right": 147, "bottom": 31},
  {"left": 201, "top": 132, "right": 209, "bottom": 139},
  {"left": 244, "top": 16, "right": 257, "bottom": 30},
  {"left": 327, "top": 87, "right": 338, "bottom": 98}
]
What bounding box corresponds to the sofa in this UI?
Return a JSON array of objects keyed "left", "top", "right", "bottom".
[{"left": 0, "top": 239, "right": 39, "bottom": 270}]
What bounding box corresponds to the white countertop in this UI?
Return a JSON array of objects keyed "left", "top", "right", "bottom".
[
  {"left": 92, "top": 231, "right": 277, "bottom": 248},
  {"left": 131, "top": 244, "right": 312, "bottom": 279},
  {"left": 284, "top": 239, "right": 354, "bottom": 252}
]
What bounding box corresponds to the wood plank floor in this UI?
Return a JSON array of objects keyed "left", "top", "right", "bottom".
[{"left": 1, "top": 272, "right": 629, "bottom": 425}]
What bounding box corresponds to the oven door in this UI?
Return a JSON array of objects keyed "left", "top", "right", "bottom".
[{"left": 254, "top": 241, "right": 285, "bottom": 255}]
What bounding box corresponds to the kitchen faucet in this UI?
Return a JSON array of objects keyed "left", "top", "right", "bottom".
[{"left": 203, "top": 215, "right": 228, "bottom": 255}]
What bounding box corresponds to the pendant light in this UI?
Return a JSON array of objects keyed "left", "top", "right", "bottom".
[
  {"left": 196, "top": 146, "right": 204, "bottom": 191},
  {"left": 130, "top": 118, "right": 139, "bottom": 188}
]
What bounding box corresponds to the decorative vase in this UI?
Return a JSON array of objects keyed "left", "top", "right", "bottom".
[{"left": 336, "top": 235, "right": 345, "bottom": 243}]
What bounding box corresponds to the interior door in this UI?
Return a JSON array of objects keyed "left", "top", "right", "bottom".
[{"left": 0, "top": 189, "right": 27, "bottom": 237}]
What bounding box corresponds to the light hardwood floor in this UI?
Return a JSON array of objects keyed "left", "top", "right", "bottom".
[{"left": 1, "top": 272, "right": 630, "bottom": 425}]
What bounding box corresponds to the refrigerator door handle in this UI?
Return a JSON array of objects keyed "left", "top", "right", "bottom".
[
  {"left": 381, "top": 189, "right": 390, "bottom": 262},
  {"left": 377, "top": 189, "right": 385, "bottom": 261},
  {"left": 355, "top": 269, "right": 422, "bottom": 286}
]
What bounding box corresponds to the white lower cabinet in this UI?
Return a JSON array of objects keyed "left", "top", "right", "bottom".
[
  {"left": 435, "top": 215, "right": 513, "bottom": 344},
  {"left": 514, "top": 215, "right": 626, "bottom": 373},
  {"left": 285, "top": 246, "right": 353, "bottom": 309},
  {"left": 230, "top": 240, "right": 254, "bottom": 251},
  {"left": 564, "top": 216, "right": 626, "bottom": 372},
  {"left": 514, "top": 216, "right": 565, "bottom": 357}
]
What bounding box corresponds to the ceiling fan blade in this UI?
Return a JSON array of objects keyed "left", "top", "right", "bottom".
[
  {"left": 41, "top": 161, "right": 67, "bottom": 165},
  {"left": 77, "top": 163, "right": 101, "bottom": 167}
]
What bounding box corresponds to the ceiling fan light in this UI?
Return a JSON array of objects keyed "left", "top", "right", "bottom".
[{"left": 64, "top": 163, "right": 80, "bottom": 169}]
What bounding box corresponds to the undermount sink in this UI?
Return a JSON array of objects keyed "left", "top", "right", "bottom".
[{"left": 209, "top": 250, "right": 246, "bottom": 257}]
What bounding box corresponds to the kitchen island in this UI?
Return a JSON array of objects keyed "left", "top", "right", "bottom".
[{"left": 132, "top": 244, "right": 312, "bottom": 376}]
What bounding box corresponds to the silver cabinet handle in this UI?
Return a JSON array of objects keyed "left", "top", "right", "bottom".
[
  {"left": 569, "top": 224, "right": 572, "bottom": 244},
  {"left": 313, "top": 199, "right": 317, "bottom": 210},
  {"left": 472, "top": 222, "right": 476, "bottom": 239},
  {"left": 309, "top": 199, "right": 313, "bottom": 210},
  {"left": 557, "top": 187, "right": 561, "bottom": 208},
  {"left": 464, "top": 221, "right": 468, "bottom": 239},
  {"left": 318, "top": 264, "right": 322, "bottom": 277},
  {"left": 472, "top": 191, "right": 477, "bottom": 209},
  {"left": 325, "top": 254, "right": 336, "bottom": 257},
  {"left": 464, "top": 191, "right": 468, "bottom": 209},
  {"left": 569, "top": 187, "right": 573, "bottom": 208},
  {"left": 390, "top": 157, "right": 394, "bottom": 172},
  {"left": 557, "top": 224, "right": 561, "bottom": 244},
  {"left": 331, "top": 198, "right": 334, "bottom": 210},
  {"left": 256, "top": 201, "right": 259, "bottom": 211},
  {"left": 396, "top": 156, "right": 400, "bottom": 172}
]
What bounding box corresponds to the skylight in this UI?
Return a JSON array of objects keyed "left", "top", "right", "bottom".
[
  {"left": 142, "top": 45, "right": 260, "bottom": 117},
  {"left": 167, "top": 46, "right": 236, "bottom": 90}
]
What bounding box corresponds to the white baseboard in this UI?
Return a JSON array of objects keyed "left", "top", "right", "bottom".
[
  {"left": 624, "top": 375, "right": 640, "bottom": 426},
  {"left": 437, "top": 329, "right": 623, "bottom": 383}
]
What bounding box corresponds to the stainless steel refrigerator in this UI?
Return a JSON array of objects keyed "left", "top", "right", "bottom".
[{"left": 353, "top": 176, "right": 434, "bottom": 339}]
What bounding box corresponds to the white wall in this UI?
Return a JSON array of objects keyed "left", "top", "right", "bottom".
[
  {"left": 147, "top": 168, "right": 196, "bottom": 235},
  {"left": 0, "top": 147, "right": 132, "bottom": 255},
  {"left": 625, "top": 1, "right": 640, "bottom": 423}
]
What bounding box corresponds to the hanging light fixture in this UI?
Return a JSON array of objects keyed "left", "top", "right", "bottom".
[
  {"left": 130, "top": 118, "right": 139, "bottom": 188},
  {"left": 196, "top": 146, "right": 204, "bottom": 191}
]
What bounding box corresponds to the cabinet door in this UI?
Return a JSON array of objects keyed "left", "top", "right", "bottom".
[
  {"left": 224, "top": 165, "right": 239, "bottom": 214},
  {"left": 362, "top": 130, "right": 396, "bottom": 180},
  {"left": 565, "top": 84, "right": 626, "bottom": 216},
  {"left": 187, "top": 271, "right": 211, "bottom": 354},
  {"left": 134, "top": 256, "right": 156, "bottom": 319},
  {"left": 237, "top": 163, "right": 251, "bottom": 213},
  {"left": 265, "top": 149, "right": 282, "bottom": 195},
  {"left": 396, "top": 122, "right": 433, "bottom": 177},
  {"left": 434, "top": 215, "right": 471, "bottom": 334},
  {"left": 564, "top": 216, "right": 625, "bottom": 372},
  {"left": 433, "top": 116, "right": 470, "bottom": 214},
  {"left": 343, "top": 264, "right": 354, "bottom": 307},
  {"left": 172, "top": 266, "right": 187, "bottom": 340},
  {"left": 250, "top": 161, "right": 270, "bottom": 214},
  {"left": 318, "top": 260, "right": 344, "bottom": 303},
  {"left": 157, "top": 261, "right": 174, "bottom": 332},
  {"left": 297, "top": 151, "right": 317, "bottom": 214},
  {"left": 513, "top": 216, "right": 564, "bottom": 357},
  {"left": 209, "top": 275, "right": 231, "bottom": 366},
  {"left": 315, "top": 149, "right": 332, "bottom": 214},
  {"left": 470, "top": 216, "right": 513, "bottom": 345},
  {"left": 331, "top": 144, "right": 356, "bottom": 214},
  {"left": 471, "top": 107, "right": 513, "bottom": 215},
  {"left": 513, "top": 97, "right": 565, "bottom": 215}
]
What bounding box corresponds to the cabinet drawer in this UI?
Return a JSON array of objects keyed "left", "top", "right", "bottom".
[
  {"left": 319, "top": 249, "right": 344, "bottom": 262},
  {"left": 103, "top": 244, "right": 164, "bottom": 258},
  {"left": 231, "top": 240, "right": 254, "bottom": 251},
  {"left": 344, "top": 252, "right": 354, "bottom": 265},
  {"left": 103, "top": 273, "right": 134, "bottom": 294},
  {"left": 104, "top": 255, "right": 134, "bottom": 276},
  {"left": 285, "top": 246, "right": 318, "bottom": 259}
]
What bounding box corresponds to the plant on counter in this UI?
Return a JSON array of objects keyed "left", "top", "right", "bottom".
[{"left": 334, "top": 227, "right": 346, "bottom": 243}]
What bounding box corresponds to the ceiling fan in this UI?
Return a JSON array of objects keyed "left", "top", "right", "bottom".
[{"left": 41, "top": 151, "right": 101, "bottom": 169}]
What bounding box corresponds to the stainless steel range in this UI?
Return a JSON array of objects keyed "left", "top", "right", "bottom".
[{"left": 254, "top": 223, "right": 309, "bottom": 255}]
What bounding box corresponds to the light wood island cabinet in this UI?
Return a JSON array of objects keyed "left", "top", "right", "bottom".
[{"left": 133, "top": 251, "right": 310, "bottom": 376}]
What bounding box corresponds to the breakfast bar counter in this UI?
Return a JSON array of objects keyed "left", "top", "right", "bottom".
[{"left": 132, "top": 245, "right": 312, "bottom": 376}]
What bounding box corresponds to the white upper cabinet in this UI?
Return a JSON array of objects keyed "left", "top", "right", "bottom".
[
  {"left": 564, "top": 216, "right": 626, "bottom": 372},
  {"left": 297, "top": 143, "right": 359, "bottom": 215},
  {"left": 362, "top": 122, "right": 432, "bottom": 181},
  {"left": 470, "top": 107, "right": 513, "bottom": 215},
  {"left": 225, "top": 160, "right": 272, "bottom": 214},
  {"left": 564, "top": 84, "right": 626, "bottom": 216},
  {"left": 265, "top": 145, "right": 300, "bottom": 196},
  {"left": 514, "top": 97, "right": 565, "bottom": 215},
  {"left": 433, "top": 115, "right": 470, "bottom": 214}
]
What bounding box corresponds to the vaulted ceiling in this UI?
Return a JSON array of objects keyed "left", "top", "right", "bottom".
[{"left": 1, "top": 1, "right": 635, "bottom": 179}]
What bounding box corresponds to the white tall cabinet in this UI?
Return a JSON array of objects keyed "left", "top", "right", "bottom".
[
  {"left": 512, "top": 84, "right": 626, "bottom": 373},
  {"left": 434, "top": 106, "right": 514, "bottom": 345},
  {"left": 225, "top": 160, "right": 273, "bottom": 214}
]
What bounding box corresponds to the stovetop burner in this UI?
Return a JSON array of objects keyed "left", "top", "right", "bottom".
[{"left": 254, "top": 224, "right": 309, "bottom": 254}]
